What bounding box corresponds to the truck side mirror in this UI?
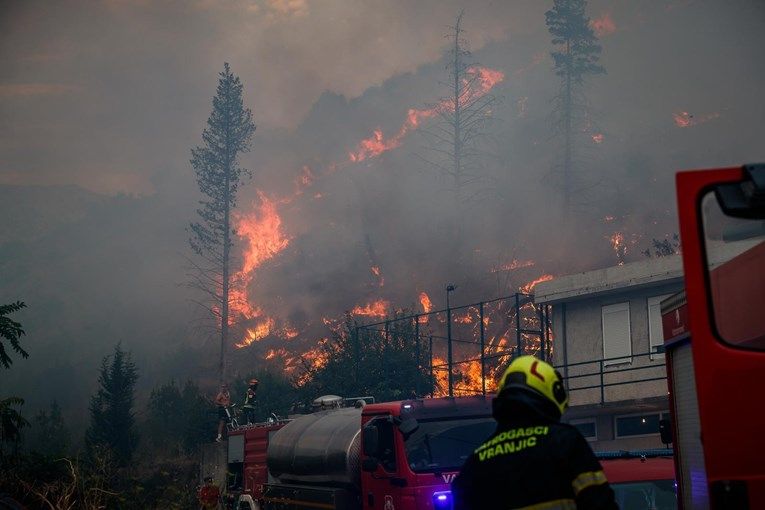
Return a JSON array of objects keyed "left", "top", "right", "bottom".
[
  {"left": 659, "top": 418, "right": 673, "bottom": 445},
  {"left": 363, "top": 424, "right": 379, "bottom": 457},
  {"left": 361, "top": 457, "right": 379, "bottom": 472}
]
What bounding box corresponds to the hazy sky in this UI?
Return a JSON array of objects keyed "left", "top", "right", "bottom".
[
  {"left": 2, "top": 0, "right": 764, "bottom": 196},
  {"left": 0, "top": 0, "right": 539, "bottom": 194}
]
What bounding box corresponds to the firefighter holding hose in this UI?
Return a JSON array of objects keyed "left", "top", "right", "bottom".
[{"left": 452, "top": 356, "right": 617, "bottom": 509}]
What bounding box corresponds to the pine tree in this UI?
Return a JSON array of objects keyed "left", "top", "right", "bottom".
[
  {"left": 188, "top": 63, "right": 256, "bottom": 384},
  {"left": 85, "top": 344, "right": 138, "bottom": 466},
  {"left": 545, "top": 0, "right": 605, "bottom": 211}
]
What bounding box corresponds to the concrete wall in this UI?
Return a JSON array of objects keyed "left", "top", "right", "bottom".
[{"left": 552, "top": 282, "right": 681, "bottom": 407}]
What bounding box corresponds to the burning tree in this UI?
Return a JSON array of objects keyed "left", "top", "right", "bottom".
[
  {"left": 296, "top": 314, "right": 432, "bottom": 403},
  {"left": 545, "top": 0, "right": 605, "bottom": 211},
  {"left": 188, "top": 63, "right": 256, "bottom": 382},
  {"left": 419, "top": 11, "right": 500, "bottom": 240}
]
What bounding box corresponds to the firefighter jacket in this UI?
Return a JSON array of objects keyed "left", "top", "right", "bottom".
[{"left": 452, "top": 394, "right": 617, "bottom": 510}]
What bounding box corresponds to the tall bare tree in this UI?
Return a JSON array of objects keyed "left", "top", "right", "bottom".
[
  {"left": 420, "top": 11, "right": 498, "bottom": 236},
  {"left": 189, "top": 63, "right": 256, "bottom": 383},
  {"left": 546, "top": 0, "right": 605, "bottom": 211}
]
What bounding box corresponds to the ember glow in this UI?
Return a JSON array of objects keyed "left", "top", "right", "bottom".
[
  {"left": 349, "top": 66, "right": 504, "bottom": 162},
  {"left": 520, "top": 274, "right": 554, "bottom": 294},
  {"left": 350, "top": 299, "right": 390, "bottom": 317},
  {"left": 608, "top": 232, "right": 626, "bottom": 265},
  {"left": 592, "top": 133, "right": 604, "bottom": 144},
  {"left": 673, "top": 111, "right": 721, "bottom": 128},
  {"left": 590, "top": 12, "right": 616, "bottom": 37}
]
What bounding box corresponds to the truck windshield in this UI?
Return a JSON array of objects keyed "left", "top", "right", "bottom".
[
  {"left": 611, "top": 479, "right": 676, "bottom": 510},
  {"left": 404, "top": 417, "right": 495, "bottom": 473},
  {"left": 701, "top": 190, "right": 765, "bottom": 350}
]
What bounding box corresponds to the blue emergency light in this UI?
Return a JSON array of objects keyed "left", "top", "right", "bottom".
[{"left": 432, "top": 490, "right": 453, "bottom": 509}]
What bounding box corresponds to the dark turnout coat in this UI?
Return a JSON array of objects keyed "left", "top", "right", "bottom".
[{"left": 452, "top": 393, "right": 617, "bottom": 510}]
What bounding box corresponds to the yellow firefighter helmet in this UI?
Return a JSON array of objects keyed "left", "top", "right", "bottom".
[{"left": 496, "top": 355, "right": 569, "bottom": 416}]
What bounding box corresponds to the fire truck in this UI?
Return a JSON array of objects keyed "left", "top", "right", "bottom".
[
  {"left": 220, "top": 394, "right": 495, "bottom": 510},
  {"left": 661, "top": 164, "right": 765, "bottom": 509}
]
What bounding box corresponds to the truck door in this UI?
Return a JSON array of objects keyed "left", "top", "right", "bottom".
[
  {"left": 362, "top": 416, "right": 404, "bottom": 510},
  {"left": 673, "top": 164, "right": 765, "bottom": 509}
]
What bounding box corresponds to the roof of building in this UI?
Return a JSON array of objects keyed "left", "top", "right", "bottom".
[{"left": 534, "top": 255, "right": 683, "bottom": 305}]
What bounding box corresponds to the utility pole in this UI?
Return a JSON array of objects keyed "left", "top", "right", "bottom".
[{"left": 446, "top": 284, "right": 456, "bottom": 397}]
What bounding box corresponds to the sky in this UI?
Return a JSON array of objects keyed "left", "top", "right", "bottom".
[{"left": 1, "top": 0, "right": 765, "bottom": 423}]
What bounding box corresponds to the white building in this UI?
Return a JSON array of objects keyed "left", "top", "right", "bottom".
[{"left": 535, "top": 255, "right": 683, "bottom": 451}]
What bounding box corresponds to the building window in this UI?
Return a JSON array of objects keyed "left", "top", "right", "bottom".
[
  {"left": 615, "top": 412, "right": 662, "bottom": 438},
  {"left": 647, "top": 295, "right": 672, "bottom": 360},
  {"left": 571, "top": 419, "right": 597, "bottom": 441},
  {"left": 602, "top": 302, "right": 632, "bottom": 365}
]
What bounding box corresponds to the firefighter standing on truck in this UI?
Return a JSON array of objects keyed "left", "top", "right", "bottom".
[
  {"left": 452, "top": 356, "right": 617, "bottom": 509},
  {"left": 242, "top": 378, "right": 258, "bottom": 424}
]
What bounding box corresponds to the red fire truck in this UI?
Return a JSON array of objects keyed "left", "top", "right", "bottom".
[
  {"left": 224, "top": 394, "right": 495, "bottom": 510},
  {"left": 662, "top": 164, "right": 765, "bottom": 509}
]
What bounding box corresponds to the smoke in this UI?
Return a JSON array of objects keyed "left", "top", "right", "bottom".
[{"left": 1, "top": 0, "right": 764, "bottom": 427}]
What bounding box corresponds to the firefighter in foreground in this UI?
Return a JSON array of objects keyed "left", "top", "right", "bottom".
[{"left": 452, "top": 356, "right": 617, "bottom": 509}]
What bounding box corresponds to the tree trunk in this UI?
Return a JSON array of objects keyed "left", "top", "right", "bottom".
[
  {"left": 452, "top": 16, "right": 463, "bottom": 244},
  {"left": 221, "top": 90, "right": 232, "bottom": 385},
  {"left": 563, "top": 39, "right": 572, "bottom": 214}
]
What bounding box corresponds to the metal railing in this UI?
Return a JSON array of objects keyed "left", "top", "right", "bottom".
[
  {"left": 356, "top": 293, "right": 552, "bottom": 397},
  {"left": 556, "top": 351, "right": 668, "bottom": 405}
]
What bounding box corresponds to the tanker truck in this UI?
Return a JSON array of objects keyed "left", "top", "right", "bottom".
[{"left": 228, "top": 394, "right": 495, "bottom": 510}]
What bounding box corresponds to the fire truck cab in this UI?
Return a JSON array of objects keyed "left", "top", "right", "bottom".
[{"left": 662, "top": 164, "right": 765, "bottom": 509}]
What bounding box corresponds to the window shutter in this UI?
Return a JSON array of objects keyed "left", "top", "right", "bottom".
[{"left": 602, "top": 302, "right": 631, "bottom": 365}]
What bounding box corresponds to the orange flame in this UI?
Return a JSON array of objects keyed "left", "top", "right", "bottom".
[
  {"left": 293, "top": 341, "right": 331, "bottom": 385},
  {"left": 520, "top": 274, "right": 554, "bottom": 294},
  {"left": 590, "top": 12, "right": 616, "bottom": 37},
  {"left": 231, "top": 192, "right": 291, "bottom": 347},
  {"left": 431, "top": 357, "right": 498, "bottom": 397},
  {"left": 236, "top": 192, "right": 291, "bottom": 275},
  {"left": 265, "top": 347, "right": 288, "bottom": 361},
  {"left": 419, "top": 292, "right": 433, "bottom": 313},
  {"left": 349, "top": 66, "right": 504, "bottom": 162},
  {"left": 234, "top": 317, "right": 275, "bottom": 348},
  {"left": 350, "top": 299, "right": 390, "bottom": 317},
  {"left": 592, "top": 133, "right": 604, "bottom": 144}
]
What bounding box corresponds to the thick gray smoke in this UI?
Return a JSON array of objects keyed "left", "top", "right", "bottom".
[{"left": 1, "top": 0, "right": 764, "bottom": 429}]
